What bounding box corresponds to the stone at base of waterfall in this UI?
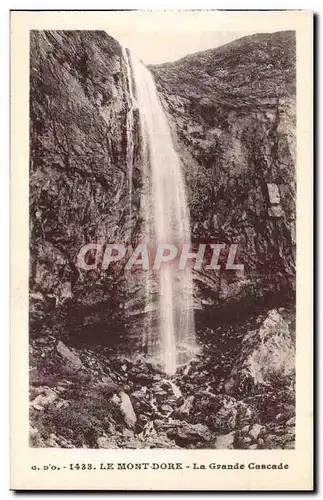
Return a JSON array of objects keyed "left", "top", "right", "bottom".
[
  {"left": 234, "top": 423, "right": 267, "bottom": 449},
  {"left": 123, "top": 428, "right": 134, "bottom": 439},
  {"left": 249, "top": 423, "right": 265, "bottom": 440},
  {"left": 31, "top": 388, "right": 58, "bottom": 410},
  {"left": 213, "top": 432, "right": 235, "bottom": 449},
  {"left": 56, "top": 340, "right": 83, "bottom": 371},
  {"left": 225, "top": 309, "right": 295, "bottom": 396},
  {"left": 112, "top": 392, "right": 137, "bottom": 428},
  {"left": 268, "top": 204, "right": 284, "bottom": 218},
  {"left": 211, "top": 396, "right": 237, "bottom": 432},
  {"left": 206, "top": 396, "right": 253, "bottom": 433},
  {"left": 267, "top": 183, "right": 281, "bottom": 205},
  {"left": 168, "top": 422, "right": 212, "bottom": 446},
  {"left": 30, "top": 424, "right": 75, "bottom": 449},
  {"left": 263, "top": 425, "right": 295, "bottom": 449},
  {"left": 161, "top": 404, "right": 173, "bottom": 414},
  {"left": 93, "top": 377, "right": 119, "bottom": 397},
  {"left": 233, "top": 421, "right": 295, "bottom": 449},
  {"left": 97, "top": 435, "right": 119, "bottom": 448},
  {"left": 172, "top": 395, "right": 194, "bottom": 420}
]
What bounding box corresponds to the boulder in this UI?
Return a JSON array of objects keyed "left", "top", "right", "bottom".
[
  {"left": 235, "top": 402, "right": 254, "bottom": 428},
  {"left": 92, "top": 378, "right": 119, "bottom": 397},
  {"left": 172, "top": 395, "right": 194, "bottom": 420},
  {"left": 215, "top": 404, "right": 237, "bottom": 432},
  {"left": 97, "top": 436, "right": 119, "bottom": 448},
  {"left": 169, "top": 422, "right": 212, "bottom": 446},
  {"left": 213, "top": 432, "right": 235, "bottom": 449},
  {"left": 208, "top": 396, "right": 237, "bottom": 433},
  {"left": 56, "top": 341, "right": 83, "bottom": 372},
  {"left": 225, "top": 310, "right": 295, "bottom": 395},
  {"left": 31, "top": 388, "right": 57, "bottom": 410},
  {"left": 267, "top": 183, "right": 281, "bottom": 205},
  {"left": 268, "top": 205, "right": 284, "bottom": 218},
  {"left": 112, "top": 391, "right": 137, "bottom": 428},
  {"left": 249, "top": 423, "right": 265, "bottom": 440}
]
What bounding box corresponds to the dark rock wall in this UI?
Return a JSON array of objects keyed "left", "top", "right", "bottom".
[
  {"left": 150, "top": 31, "right": 296, "bottom": 313},
  {"left": 29, "top": 31, "right": 143, "bottom": 337},
  {"left": 29, "top": 30, "right": 296, "bottom": 341}
]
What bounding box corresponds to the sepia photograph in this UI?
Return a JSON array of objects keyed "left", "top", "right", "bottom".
[
  {"left": 10, "top": 9, "right": 313, "bottom": 490},
  {"left": 29, "top": 25, "right": 297, "bottom": 451}
]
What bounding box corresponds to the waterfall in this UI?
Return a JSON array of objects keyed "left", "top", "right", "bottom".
[
  {"left": 122, "top": 47, "right": 135, "bottom": 234},
  {"left": 123, "top": 49, "right": 197, "bottom": 375}
]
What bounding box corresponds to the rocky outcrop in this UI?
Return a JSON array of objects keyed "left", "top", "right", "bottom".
[
  {"left": 151, "top": 31, "right": 296, "bottom": 311},
  {"left": 224, "top": 308, "right": 295, "bottom": 395}
]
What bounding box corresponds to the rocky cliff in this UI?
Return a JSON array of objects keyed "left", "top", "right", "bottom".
[
  {"left": 150, "top": 31, "right": 296, "bottom": 316},
  {"left": 30, "top": 30, "right": 296, "bottom": 335},
  {"left": 29, "top": 30, "right": 296, "bottom": 449},
  {"left": 29, "top": 30, "right": 143, "bottom": 343}
]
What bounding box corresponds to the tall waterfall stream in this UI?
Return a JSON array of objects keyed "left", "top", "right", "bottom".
[{"left": 123, "top": 49, "right": 197, "bottom": 375}]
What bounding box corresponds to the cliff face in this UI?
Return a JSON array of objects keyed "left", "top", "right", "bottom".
[
  {"left": 29, "top": 30, "right": 296, "bottom": 450},
  {"left": 150, "top": 31, "right": 296, "bottom": 314},
  {"left": 29, "top": 31, "right": 143, "bottom": 339},
  {"left": 30, "top": 29, "right": 296, "bottom": 338}
]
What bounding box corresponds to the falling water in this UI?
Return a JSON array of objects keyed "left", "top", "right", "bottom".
[
  {"left": 123, "top": 49, "right": 197, "bottom": 375},
  {"left": 122, "top": 47, "right": 135, "bottom": 232}
]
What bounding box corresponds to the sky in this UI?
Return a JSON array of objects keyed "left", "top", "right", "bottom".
[
  {"left": 103, "top": 11, "right": 276, "bottom": 64},
  {"left": 106, "top": 28, "right": 257, "bottom": 65}
]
